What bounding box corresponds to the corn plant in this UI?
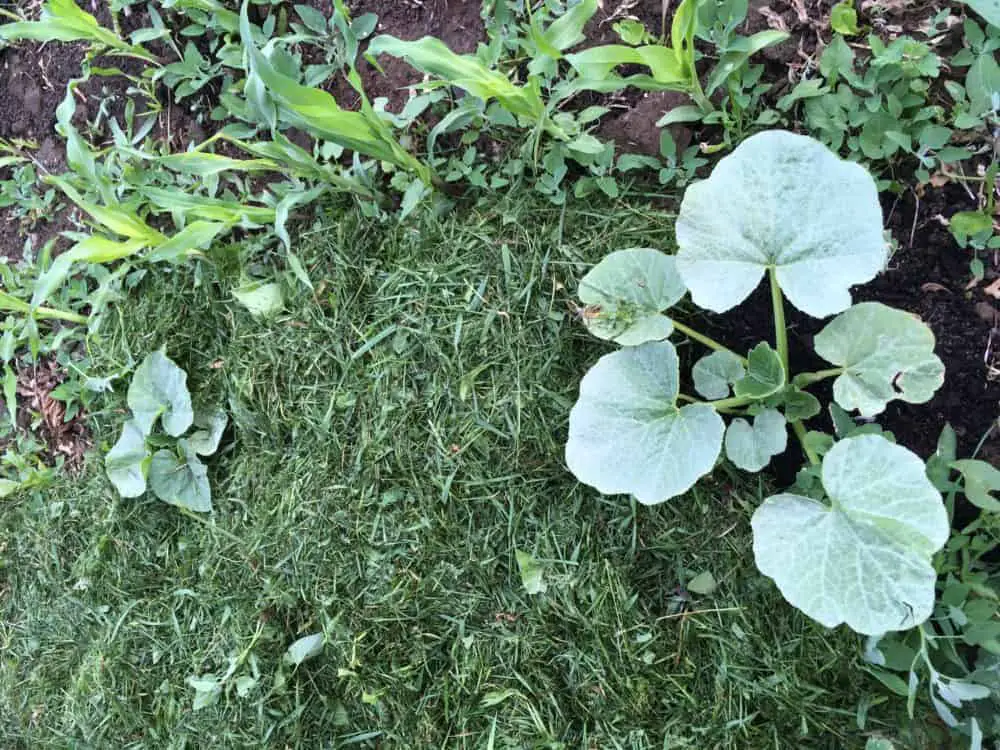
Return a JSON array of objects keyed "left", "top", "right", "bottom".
[{"left": 565, "top": 131, "right": 950, "bottom": 635}]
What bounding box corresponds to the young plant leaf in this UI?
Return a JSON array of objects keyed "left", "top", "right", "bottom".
[
  {"left": 675, "top": 130, "right": 887, "bottom": 318},
  {"left": 687, "top": 570, "right": 717, "bottom": 595},
  {"left": 752, "top": 434, "right": 948, "bottom": 634},
  {"left": 724, "top": 409, "right": 787, "bottom": 472},
  {"left": 105, "top": 420, "right": 150, "bottom": 497},
  {"left": 127, "top": 351, "right": 194, "bottom": 437},
  {"left": 188, "top": 410, "right": 228, "bottom": 456},
  {"left": 733, "top": 343, "right": 785, "bottom": 399},
  {"left": 951, "top": 460, "right": 1000, "bottom": 512},
  {"left": 962, "top": 1, "right": 1000, "bottom": 34},
  {"left": 830, "top": 0, "right": 861, "bottom": 35},
  {"left": 577, "top": 248, "right": 687, "bottom": 345},
  {"left": 233, "top": 282, "right": 284, "bottom": 318},
  {"left": 692, "top": 350, "right": 745, "bottom": 400},
  {"left": 777, "top": 387, "right": 822, "bottom": 421},
  {"left": 148, "top": 442, "right": 212, "bottom": 513},
  {"left": 566, "top": 341, "right": 725, "bottom": 504},
  {"left": 814, "top": 302, "right": 945, "bottom": 417}
]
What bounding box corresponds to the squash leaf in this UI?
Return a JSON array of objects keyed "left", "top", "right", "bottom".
[
  {"left": 566, "top": 341, "right": 725, "bottom": 504},
  {"left": 577, "top": 248, "right": 687, "bottom": 345},
  {"left": 675, "top": 130, "right": 887, "bottom": 318},
  {"left": 814, "top": 302, "right": 944, "bottom": 417},
  {"left": 149, "top": 441, "right": 212, "bottom": 512},
  {"left": 105, "top": 420, "right": 150, "bottom": 497},
  {"left": 725, "top": 409, "right": 787, "bottom": 472},
  {"left": 752, "top": 435, "right": 948, "bottom": 634},
  {"left": 692, "top": 350, "right": 745, "bottom": 400},
  {"left": 127, "top": 350, "right": 194, "bottom": 437}
]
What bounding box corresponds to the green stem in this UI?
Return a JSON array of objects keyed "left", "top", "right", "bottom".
[
  {"left": 672, "top": 320, "right": 747, "bottom": 364},
  {"left": 34, "top": 306, "right": 88, "bottom": 324},
  {"left": 708, "top": 395, "right": 755, "bottom": 411},
  {"left": 792, "top": 420, "right": 819, "bottom": 466},
  {"left": 768, "top": 267, "right": 789, "bottom": 378},
  {"left": 792, "top": 368, "right": 844, "bottom": 388}
]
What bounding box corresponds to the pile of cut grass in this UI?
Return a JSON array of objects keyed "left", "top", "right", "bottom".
[{"left": 1, "top": 192, "right": 909, "bottom": 748}]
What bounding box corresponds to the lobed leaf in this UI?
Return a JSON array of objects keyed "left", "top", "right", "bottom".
[
  {"left": 724, "top": 409, "right": 787, "bottom": 472},
  {"left": 577, "top": 248, "right": 686, "bottom": 345},
  {"left": 149, "top": 442, "right": 212, "bottom": 512},
  {"left": 127, "top": 350, "right": 194, "bottom": 437},
  {"left": 814, "top": 302, "right": 944, "bottom": 417},
  {"left": 692, "top": 350, "right": 745, "bottom": 400},
  {"left": 566, "top": 341, "right": 725, "bottom": 504},
  {"left": 752, "top": 434, "right": 948, "bottom": 634},
  {"left": 675, "top": 130, "right": 887, "bottom": 318},
  {"left": 105, "top": 420, "right": 150, "bottom": 497}
]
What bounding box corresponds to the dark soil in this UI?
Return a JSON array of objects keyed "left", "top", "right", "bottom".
[{"left": 0, "top": 40, "right": 83, "bottom": 263}]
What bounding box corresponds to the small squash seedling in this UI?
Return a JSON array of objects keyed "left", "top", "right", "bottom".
[
  {"left": 565, "top": 130, "right": 950, "bottom": 636},
  {"left": 105, "top": 349, "right": 227, "bottom": 513}
]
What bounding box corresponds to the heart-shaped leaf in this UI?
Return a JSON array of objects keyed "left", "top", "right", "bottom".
[
  {"left": 952, "top": 460, "right": 1000, "bottom": 513},
  {"left": 149, "top": 441, "right": 212, "bottom": 512},
  {"left": 693, "top": 350, "right": 745, "bottom": 400},
  {"left": 566, "top": 341, "right": 725, "bottom": 504},
  {"left": 725, "top": 409, "right": 787, "bottom": 472},
  {"left": 752, "top": 434, "right": 948, "bottom": 634},
  {"left": 734, "top": 343, "right": 785, "bottom": 399},
  {"left": 128, "top": 350, "right": 193, "bottom": 437},
  {"left": 577, "top": 248, "right": 687, "bottom": 346},
  {"left": 814, "top": 302, "right": 945, "bottom": 417},
  {"left": 105, "top": 419, "right": 150, "bottom": 497},
  {"left": 188, "top": 409, "right": 228, "bottom": 456},
  {"left": 675, "top": 130, "right": 887, "bottom": 317}
]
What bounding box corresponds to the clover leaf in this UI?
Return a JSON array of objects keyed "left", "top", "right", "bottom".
[
  {"left": 751, "top": 434, "right": 948, "bottom": 634},
  {"left": 127, "top": 349, "right": 194, "bottom": 437},
  {"left": 675, "top": 130, "right": 887, "bottom": 318},
  {"left": 566, "top": 341, "right": 725, "bottom": 504},
  {"left": 814, "top": 302, "right": 945, "bottom": 417},
  {"left": 577, "top": 248, "right": 687, "bottom": 346},
  {"left": 725, "top": 409, "right": 787, "bottom": 472}
]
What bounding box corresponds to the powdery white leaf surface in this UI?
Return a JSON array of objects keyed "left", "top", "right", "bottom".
[
  {"left": 815, "top": 302, "right": 944, "bottom": 417},
  {"left": 127, "top": 350, "right": 194, "bottom": 437},
  {"left": 675, "top": 130, "right": 886, "bottom": 317},
  {"left": 105, "top": 419, "right": 150, "bottom": 497},
  {"left": 752, "top": 435, "right": 948, "bottom": 635},
  {"left": 148, "top": 443, "right": 212, "bottom": 513},
  {"left": 566, "top": 341, "right": 724, "bottom": 504},
  {"left": 724, "top": 408, "right": 787, "bottom": 472},
  {"left": 692, "top": 350, "right": 745, "bottom": 400},
  {"left": 578, "top": 248, "right": 687, "bottom": 345},
  {"left": 189, "top": 409, "right": 228, "bottom": 456}
]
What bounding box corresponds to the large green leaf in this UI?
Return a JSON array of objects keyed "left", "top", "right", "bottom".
[
  {"left": 105, "top": 420, "right": 150, "bottom": 498},
  {"left": 724, "top": 409, "right": 787, "bottom": 472},
  {"left": 577, "top": 248, "right": 687, "bottom": 345},
  {"left": 963, "top": 0, "right": 1000, "bottom": 28},
  {"left": 566, "top": 341, "right": 725, "bottom": 504},
  {"left": 127, "top": 350, "right": 194, "bottom": 437},
  {"left": 367, "top": 36, "right": 545, "bottom": 121},
  {"left": 149, "top": 442, "right": 212, "bottom": 512},
  {"left": 814, "top": 302, "right": 944, "bottom": 417},
  {"left": 752, "top": 434, "right": 948, "bottom": 634},
  {"left": 675, "top": 130, "right": 887, "bottom": 317}
]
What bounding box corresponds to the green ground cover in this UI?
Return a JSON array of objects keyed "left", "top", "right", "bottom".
[{"left": 0, "top": 193, "right": 902, "bottom": 748}]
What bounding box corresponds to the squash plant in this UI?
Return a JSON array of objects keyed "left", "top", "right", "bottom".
[
  {"left": 105, "top": 349, "right": 227, "bottom": 513},
  {"left": 565, "top": 130, "right": 951, "bottom": 636}
]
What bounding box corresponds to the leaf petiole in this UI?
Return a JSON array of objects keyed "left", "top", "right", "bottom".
[
  {"left": 792, "top": 420, "right": 820, "bottom": 465},
  {"left": 793, "top": 368, "right": 845, "bottom": 388},
  {"left": 672, "top": 320, "right": 747, "bottom": 364},
  {"left": 768, "top": 267, "right": 789, "bottom": 377}
]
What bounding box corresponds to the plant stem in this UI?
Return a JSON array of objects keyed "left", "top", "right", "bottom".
[
  {"left": 768, "top": 267, "right": 789, "bottom": 378},
  {"left": 792, "top": 368, "right": 844, "bottom": 388},
  {"left": 792, "top": 420, "right": 820, "bottom": 466},
  {"left": 708, "top": 395, "right": 755, "bottom": 410},
  {"left": 672, "top": 320, "right": 747, "bottom": 364}
]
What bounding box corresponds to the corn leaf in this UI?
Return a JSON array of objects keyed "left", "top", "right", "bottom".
[
  {"left": 145, "top": 221, "right": 228, "bottom": 263},
  {"left": 141, "top": 188, "right": 276, "bottom": 225},
  {"left": 240, "top": 4, "right": 430, "bottom": 182},
  {"left": 33, "top": 236, "right": 147, "bottom": 307},
  {"left": 565, "top": 45, "right": 690, "bottom": 89},
  {"left": 368, "top": 35, "right": 545, "bottom": 121},
  {"left": 0, "top": 0, "right": 154, "bottom": 59}
]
